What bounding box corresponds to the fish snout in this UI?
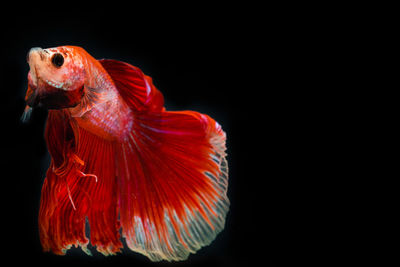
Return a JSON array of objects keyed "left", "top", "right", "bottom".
[
  {"left": 27, "top": 47, "right": 46, "bottom": 88},
  {"left": 27, "top": 47, "right": 45, "bottom": 63}
]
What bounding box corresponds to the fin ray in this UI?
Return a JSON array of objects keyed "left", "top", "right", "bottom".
[
  {"left": 117, "top": 110, "right": 229, "bottom": 261},
  {"left": 39, "top": 110, "right": 123, "bottom": 256}
]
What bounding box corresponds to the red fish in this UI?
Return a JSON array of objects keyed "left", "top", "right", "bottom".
[{"left": 24, "top": 46, "right": 229, "bottom": 261}]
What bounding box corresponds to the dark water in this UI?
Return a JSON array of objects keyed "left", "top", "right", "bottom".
[{"left": 0, "top": 3, "right": 315, "bottom": 267}]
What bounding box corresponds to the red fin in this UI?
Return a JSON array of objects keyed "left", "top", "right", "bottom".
[
  {"left": 99, "top": 59, "right": 164, "bottom": 112},
  {"left": 75, "top": 127, "right": 122, "bottom": 255},
  {"left": 39, "top": 66, "right": 229, "bottom": 260},
  {"left": 40, "top": 110, "right": 90, "bottom": 255},
  {"left": 116, "top": 110, "right": 229, "bottom": 261},
  {"left": 39, "top": 110, "right": 123, "bottom": 256},
  {"left": 40, "top": 109, "right": 228, "bottom": 260}
]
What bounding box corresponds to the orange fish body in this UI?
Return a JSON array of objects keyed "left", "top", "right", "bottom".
[{"left": 24, "top": 46, "right": 229, "bottom": 261}]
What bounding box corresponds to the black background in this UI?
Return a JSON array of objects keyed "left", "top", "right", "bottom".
[{"left": 0, "top": 4, "right": 307, "bottom": 267}]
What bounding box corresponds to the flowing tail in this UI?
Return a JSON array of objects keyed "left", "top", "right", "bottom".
[
  {"left": 38, "top": 60, "right": 229, "bottom": 261},
  {"left": 116, "top": 111, "right": 228, "bottom": 261}
]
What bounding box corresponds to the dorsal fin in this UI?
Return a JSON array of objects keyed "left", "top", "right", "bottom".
[{"left": 99, "top": 59, "right": 164, "bottom": 112}]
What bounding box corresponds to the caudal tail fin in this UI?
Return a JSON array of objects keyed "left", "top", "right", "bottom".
[{"left": 116, "top": 110, "right": 229, "bottom": 261}]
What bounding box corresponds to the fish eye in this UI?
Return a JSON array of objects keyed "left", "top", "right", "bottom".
[{"left": 51, "top": 53, "right": 64, "bottom": 68}]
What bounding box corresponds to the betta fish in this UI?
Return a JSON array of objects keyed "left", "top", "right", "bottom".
[{"left": 23, "top": 46, "right": 229, "bottom": 261}]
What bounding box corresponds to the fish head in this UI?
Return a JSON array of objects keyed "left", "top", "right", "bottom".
[{"left": 25, "top": 46, "right": 86, "bottom": 109}]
